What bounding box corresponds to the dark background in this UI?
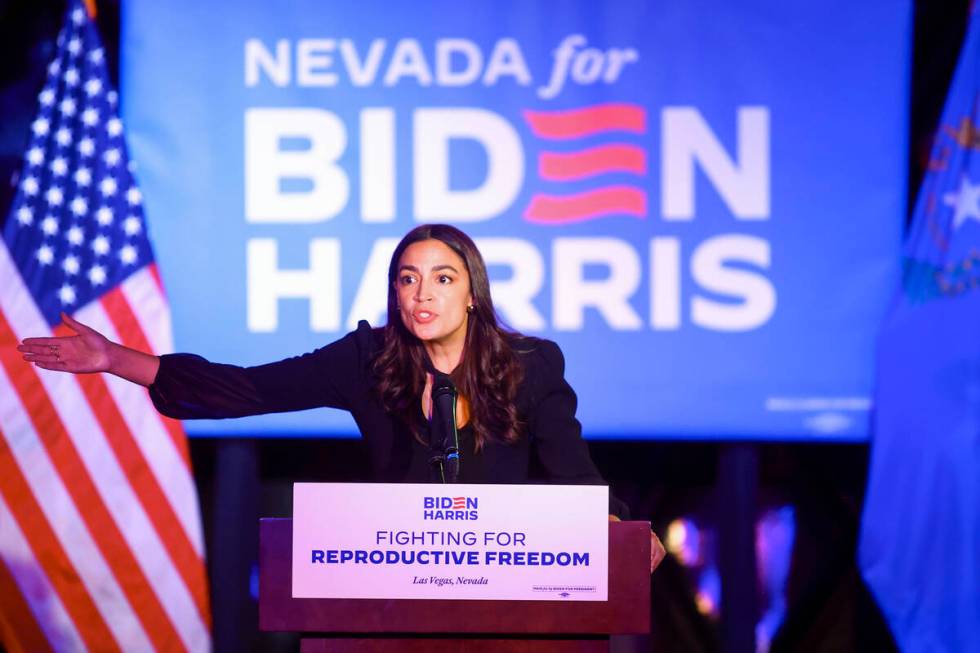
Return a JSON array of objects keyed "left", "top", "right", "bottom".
[{"left": 0, "top": 1, "right": 972, "bottom": 651}]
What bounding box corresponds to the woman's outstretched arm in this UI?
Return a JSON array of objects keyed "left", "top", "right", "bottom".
[
  {"left": 20, "top": 315, "right": 366, "bottom": 420},
  {"left": 17, "top": 312, "right": 159, "bottom": 386}
]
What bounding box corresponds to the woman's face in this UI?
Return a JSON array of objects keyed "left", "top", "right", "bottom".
[{"left": 395, "top": 239, "right": 473, "bottom": 348}]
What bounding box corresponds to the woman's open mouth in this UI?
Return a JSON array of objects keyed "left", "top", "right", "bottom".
[{"left": 412, "top": 309, "right": 437, "bottom": 324}]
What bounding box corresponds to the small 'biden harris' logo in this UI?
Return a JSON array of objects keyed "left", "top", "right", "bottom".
[{"left": 423, "top": 496, "right": 479, "bottom": 521}]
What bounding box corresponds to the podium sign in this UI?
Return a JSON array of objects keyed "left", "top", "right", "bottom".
[{"left": 292, "top": 483, "right": 609, "bottom": 601}]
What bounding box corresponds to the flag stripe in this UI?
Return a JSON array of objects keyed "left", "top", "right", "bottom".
[
  {"left": 0, "top": 387, "right": 121, "bottom": 651},
  {"left": 0, "top": 546, "right": 55, "bottom": 653},
  {"left": 117, "top": 272, "right": 191, "bottom": 472},
  {"left": 62, "top": 337, "right": 210, "bottom": 648},
  {"left": 0, "top": 612, "right": 36, "bottom": 653},
  {"left": 105, "top": 280, "right": 190, "bottom": 469},
  {"left": 148, "top": 262, "right": 165, "bottom": 294},
  {"left": 0, "top": 313, "right": 179, "bottom": 651},
  {"left": 0, "top": 487, "right": 86, "bottom": 653},
  {"left": 76, "top": 298, "right": 203, "bottom": 555},
  {"left": 0, "top": 612, "right": 33, "bottom": 653},
  {"left": 123, "top": 265, "right": 175, "bottom": 354},
  {"left": 116, "top": 271, "right": 205, "bottom": 556},
  {"left": 0, "top": 336, "right": 137, "bottom": 653},
  {"left": 77, "top": 302, "right": 210, "bottom": 625}
]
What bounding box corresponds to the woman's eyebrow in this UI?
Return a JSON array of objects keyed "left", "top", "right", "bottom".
[{"left": 398, "top": 263, "right": 459, "bottom": 273}]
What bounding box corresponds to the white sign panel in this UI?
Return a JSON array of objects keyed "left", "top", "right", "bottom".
[{"left": 292, "top": 483, "right": 609, "bottom": 601}]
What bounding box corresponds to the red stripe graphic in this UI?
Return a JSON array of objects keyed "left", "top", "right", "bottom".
[
  {"left": 524, "top": 187, "right": 647, "bottom": 224},
  {"left": 523, "top": 104, "right": 646, "bottom": 139},
  {"left": 0, "top": 554, "right": 54, "bottom": 653},
  {"left": 539, "top": 144, "right": 647, "bottom": 181},
  {"left": 0, "top": 314, "right": 185, "bottom": 652}
]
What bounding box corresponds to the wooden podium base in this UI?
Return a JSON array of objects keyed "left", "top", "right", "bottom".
[{"left": 300, "top": 636, "right": 608, "bottom": 652}]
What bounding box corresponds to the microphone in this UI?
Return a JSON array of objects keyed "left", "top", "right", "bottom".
[{"left": 429, "top": 372, "right": 460, "bottom": 483}]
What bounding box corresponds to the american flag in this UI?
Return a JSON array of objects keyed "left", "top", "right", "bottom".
[{"left": 0, "top": 2, "right": 210, "bottom": 651}]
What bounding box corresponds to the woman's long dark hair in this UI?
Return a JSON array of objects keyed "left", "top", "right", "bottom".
[{"left": 372, "top": 224, "right": 524, "bottom": 449}]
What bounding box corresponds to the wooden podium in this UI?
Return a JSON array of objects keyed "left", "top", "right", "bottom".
[{"left": 259, "top": 518, "right": 650, "bottom": 652}]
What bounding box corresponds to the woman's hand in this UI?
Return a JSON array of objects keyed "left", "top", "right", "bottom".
[
  {"left": 650, "top": 530, "right": 666, "bottom": 573},
  {"left": 18, "top": 312, "right": 160, "bottom": 386},
  {"left": 18, "top": 312, "right": 111, "bottom": 373},
  {"left": 610, "top": 515, "right": 667, "bottom": 573}
]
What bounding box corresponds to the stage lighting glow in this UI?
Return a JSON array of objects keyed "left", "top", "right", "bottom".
[
  {"left": 666, "top": 519, "right": 686, "bottom": 550},
  {"left": 695, "top": 564, "right": 720, "bottom": 619},
  {"left": 666, "top": 517, "right": 701, "bottom": 566},
  {"left": 695, "top": 590, "right": 714, "bottom": 615}
]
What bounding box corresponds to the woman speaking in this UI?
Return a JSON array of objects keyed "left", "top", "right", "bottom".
[{"left": 19, "top": 224, "right": 664, "bottom": 570}]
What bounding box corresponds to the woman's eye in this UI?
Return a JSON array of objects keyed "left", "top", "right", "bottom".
[
  {"left": 438, "top": 274, "right": 454, "bottom": 284},
  {"left": 400, "top": 275, "right": 416, "bottom": 285}
]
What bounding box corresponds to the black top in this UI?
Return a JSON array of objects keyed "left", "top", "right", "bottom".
[{"left": 148, "top": 321, "right": 627, "bottom": 517}]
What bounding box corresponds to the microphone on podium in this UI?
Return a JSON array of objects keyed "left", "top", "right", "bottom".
[{"left": 429, "top": 372, "right": 460, "bottom": 483}]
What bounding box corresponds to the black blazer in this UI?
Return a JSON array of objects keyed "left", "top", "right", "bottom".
[{"left": 149, "top": 321, "right": 627, "bottom": 517}]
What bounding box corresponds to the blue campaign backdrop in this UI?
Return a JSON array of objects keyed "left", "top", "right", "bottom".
[{"left": 121, "top": 1, "right": 909, "bottom": 438}]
